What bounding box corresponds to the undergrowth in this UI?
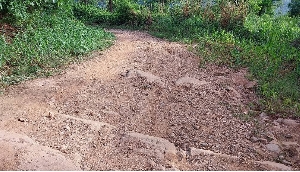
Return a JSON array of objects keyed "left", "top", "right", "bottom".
[{"left": 0, "top": 10, "right": 114, "bottom": 89}]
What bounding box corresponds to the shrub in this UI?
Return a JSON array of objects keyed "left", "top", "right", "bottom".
[
  {"left": 219, "top": 1, "right": 248, "bottom": 29},
  {"left": 73, "top": 3, "right": 115, "bottom": 24},
  {"left": 114, "top": 0, "right": 150, "bottom": 26}
]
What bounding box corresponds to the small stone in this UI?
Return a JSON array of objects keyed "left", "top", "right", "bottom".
[
  {"left": 276, "top": 118, "right": 283, "bottom": 123},
  {"left": 46, "top": 112, "right": 55, "bottom": 119},
  {"left": 120, "top": 70, "right": 129, "bottom": 77},
  {"left": 273, "top": 121, "right": 280, "bottom": 126},
  {"left": 18, "top": 118, "right": 27, "bottom": 122},
  {"left": 148, "top": 160, "right": 156, "bottom": 167},
  {"left": 250, "top": 136, "right": 258, "bottom": 142},
  {"left": 63, "top": 125, "right": 71, "bottom": 131},
  {"left": 192, "top": 125, "right": 200, "bottom": 130},
  {"left": 282, "top": 160, "right": 292, "bottom": 166},
  {"left": 266, "top": 143, "right": 281, "bottom": 153},
  {"left": 176, "top": 151, "right": 184, "bottom": 161},
  {"left": 251, "top": 137, "right": 267, "bottom": 144},
  {"left": 167, "top": 167, "right": 179, "bottom": 171},
  {"left": 258, "top": 138, "right": 268, "bottom": 144},
  {"left": 226, "top": 86, "right": 242, "bottom": 98},
  {"left": 170, "top": 132, "right": 175, "bottom": 138},
  {"left": 156, "top": 164, "right": 165, "bottom": 171},
  {"left": 181, "top": 143, "right": 190, "bottom": 151},
  {"left": 60, "top": 145, "right": 68, "bottom": 153},
  {"left": 245, "top": 81, "right": 256, "bottom": 89},
  {"left": 200, "top": 142, "right": 209, "bottom": 147},
  {"left": 278, "top": 155, "right": 285, "bottom": 160},
  {"left": 259, "top": 112, "right": 269, "bottom": 121},
  {"left": 284, "top": 134, "right": 293, "bottom": 139}
]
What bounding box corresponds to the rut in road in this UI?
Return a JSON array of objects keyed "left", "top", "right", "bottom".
[{"left": 0, "top": 30, "right": 299, "bottom": 170}]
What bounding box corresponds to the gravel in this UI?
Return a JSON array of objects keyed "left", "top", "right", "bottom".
[{"left": 0, "top": 29, "right": 299, "bottom": 170}]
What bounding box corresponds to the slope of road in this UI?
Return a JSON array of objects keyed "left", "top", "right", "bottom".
[{"left": 0, "top": 29, "right": 299, "bottom": 170}]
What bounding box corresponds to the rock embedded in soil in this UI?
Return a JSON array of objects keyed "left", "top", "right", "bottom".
[
  {"left": 200, "top": 142, "right": 209, "bottom": 147},
  {"left": 175, "top": 76, "right": 208, "bottom": 87},
  {"left": 284, "top": 134, "right": 293, "bottom": 139},
  {"left": 282, "top": 142, "right": 298, "bottom": 147},
  {"left": 18, "top": 117, "right": 27, "bottom": 122},
  {"left": 244, "top": 81, "right": 257, "bottom": 89},
  {"left": 259, "top": 112, "right": 269, "bottom": 121},
  {"left": 266, "top": 143, "right": 281, "bottom": 153},
  {"left": 282, "top": 119, "right": 299, "bottom": 127},
  {"left": 276, "top": 118, "right": 299, "bottom": 127},
  {"left": 250, "top": 137, "right": 267, "bottom": 144},
  {"left": 127, "top": 69, "right": 165, "bottom": 87},
  {"left": 257, "top": 161, "right": 292, "bottom": 171}
]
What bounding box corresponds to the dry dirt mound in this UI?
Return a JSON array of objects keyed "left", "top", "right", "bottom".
[
  {"left": 0, "top": 130, "right": 80, "bottom": 170},
  {"left": 0, "top": 29, "right": 299, "bottom": 170}
]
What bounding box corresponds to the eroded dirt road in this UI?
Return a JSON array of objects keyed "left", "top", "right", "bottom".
[{"left": 0, "top": 30, "right": 299, "bottom": 170}]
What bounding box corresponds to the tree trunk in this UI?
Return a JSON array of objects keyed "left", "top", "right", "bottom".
[{"left": 109, "top": 0, "right": 113, "bottom": 12}]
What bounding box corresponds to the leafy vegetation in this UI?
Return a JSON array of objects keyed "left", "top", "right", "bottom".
[{"left": 0, "top": 0, "right": 114, "bottom": 89}]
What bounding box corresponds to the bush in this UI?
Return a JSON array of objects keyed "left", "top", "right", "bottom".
[
  {"left": 113, "top": 0, "right": 150, "bottom": 26},
  {"left": 218, "top": 1, "right": 248, "bottom": 29},
  {"left": 73, "top": 3, "right": 115, "bottom": 24}
]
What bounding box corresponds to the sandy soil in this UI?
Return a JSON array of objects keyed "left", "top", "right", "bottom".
[{"left": 0, "top": 29, "right": 299, "bottom": 170}]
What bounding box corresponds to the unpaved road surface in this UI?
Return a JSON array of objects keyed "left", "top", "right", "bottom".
[{"left": 0, "top": 30, "right": 300, "bottom": 170}]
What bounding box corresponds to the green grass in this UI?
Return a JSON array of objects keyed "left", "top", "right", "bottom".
[{"left": 0, "top": 10, "right": 114, "bottom": 89}]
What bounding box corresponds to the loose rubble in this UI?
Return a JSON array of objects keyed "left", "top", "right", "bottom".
[{"left": 0, "top": 30, "right": 299, "bottom": 170}]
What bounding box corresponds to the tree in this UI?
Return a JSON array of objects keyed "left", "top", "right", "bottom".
[{"left": 289, "top": 0, "right": 300, "bottom": 16}]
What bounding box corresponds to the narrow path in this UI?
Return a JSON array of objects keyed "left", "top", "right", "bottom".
[{"left": 0, "top": 30, "right": 299, "bottom": 170}]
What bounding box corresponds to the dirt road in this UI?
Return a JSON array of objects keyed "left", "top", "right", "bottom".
[{"left": 0, "top": 30, "right": 299, "bottom": 170}]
